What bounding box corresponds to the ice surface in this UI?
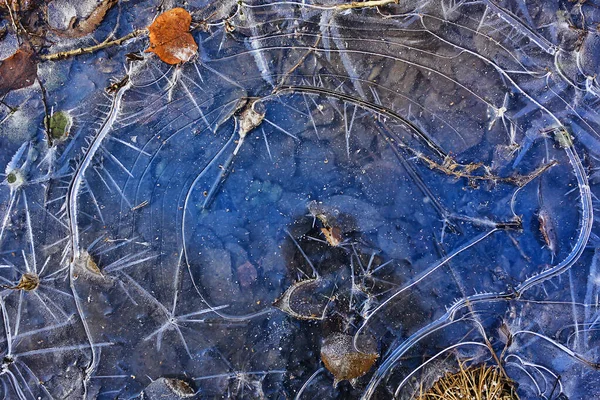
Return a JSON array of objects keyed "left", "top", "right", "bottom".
[{"left": 1, "top": 0, "right": 600, "bottom": 398}]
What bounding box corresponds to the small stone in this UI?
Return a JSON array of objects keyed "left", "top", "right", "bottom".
[{"left": 236, "top": 261, "right": 258, "bottom": 288}]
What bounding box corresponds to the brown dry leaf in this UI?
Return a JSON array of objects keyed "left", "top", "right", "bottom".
[
  {"left": 9, "top": 273, "right": 39, "bottom": 291},
  {"left": 273, "top": 278, "right": 331, "bottom": 321},
  {"left": 320, "top": 333, "right": 379, "bottom": 387},
  {"left": 59, "top": 0, "right": 118, "bottom": 38},
  {"left": 321, "top": 225, "right": 343, "bottom": 247},
  {"left": 164, "top": 378, "right": 195, "bottom": 398},
  {"left": 145, "top": 8, "right": 198, "bottom": 65},
  {"left": 0, "top": 47, "right": 37, "bottom": 96}
]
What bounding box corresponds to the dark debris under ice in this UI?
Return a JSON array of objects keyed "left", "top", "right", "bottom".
[{"left": 1, "top": 0, "right": 600, "bottom": 398}]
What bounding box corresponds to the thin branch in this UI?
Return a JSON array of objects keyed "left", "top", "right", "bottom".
[
  {"left": 3, "top": 0, "right": 19, "bottom": 36},
  {"left": 398, "top": 139, "right": 559, "bottom": 187},
  {"left": 277, "top": 35, "right": 322, "bottom": 88},
  {"left": 243, "top": 0, "right": 399, "bottom": 10},
  {"left": 40, "top": 29, "right": 147, "bottom": 61},
  {"left": 329, "top": 0, "right": 399, "bottom": 10}
]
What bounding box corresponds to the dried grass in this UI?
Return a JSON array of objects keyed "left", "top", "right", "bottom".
[{"left": 416, "top": 362, "right": 519, "bottom": 400}]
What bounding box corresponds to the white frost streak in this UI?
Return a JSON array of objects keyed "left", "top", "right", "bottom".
[
  {"left": 245, "top": 8, "right": 274, "bottom": 86},
  {"left": 172, "top": 47, "right": 196, "bottom": 63},
  {"left": 329, "top": 20, "right": 366, "bottom": 99},
  {"left": 67, "top": 81, "right": 131, "bottom": 258}
]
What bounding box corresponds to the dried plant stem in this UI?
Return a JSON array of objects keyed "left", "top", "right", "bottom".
[
  {"left": 417, "top": 362, "right": 519, "bottom": 400},
  {"left": 40, "top": 29, "right": 147, "bottom": 61},
  {"left": 332, "top": 0, "right": 399, "bottom": 10},
  {"left": 244, "top": 0, "right": 400, "bottom": 10},
  {"left": 399, "top": 141, "right": 559, "bottom": 187},
  {"left": 3, "top": 0, "right": 19, "bottom": 34},
  {"left": 278, "top": 35, "right": 322, "bottom": 88}
]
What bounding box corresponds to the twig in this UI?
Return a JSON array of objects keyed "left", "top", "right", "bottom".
[
  {"left": 399, "top": 140, "right": 559, "bottom": 187},
  {"left": 0, "top": 98, "right": 18, "bottom": 113},
  {"left": 277, "top": 35, "right": 322, "bottom": 88},
  {"left": 242, "top": 0, "right": 399, "bottom": 10},
  {"left": 3, "top": 0, "right": 19, "bottom": 35},
  {"left": 0, "top": 98, "right": 17, "bottom": 126},
  {"left": 330, "top": 0, "right": 399, "bottom": 10},
  {"left": 37, "top": 77, "right": 52, "bottom": 146},
  {"left": 40, "top": 29, "right": 147, "bottom": 61}
]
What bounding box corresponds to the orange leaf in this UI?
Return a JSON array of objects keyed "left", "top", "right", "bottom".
[{"left": 145, "top": 8, "right": 198, "bottom": 65}]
